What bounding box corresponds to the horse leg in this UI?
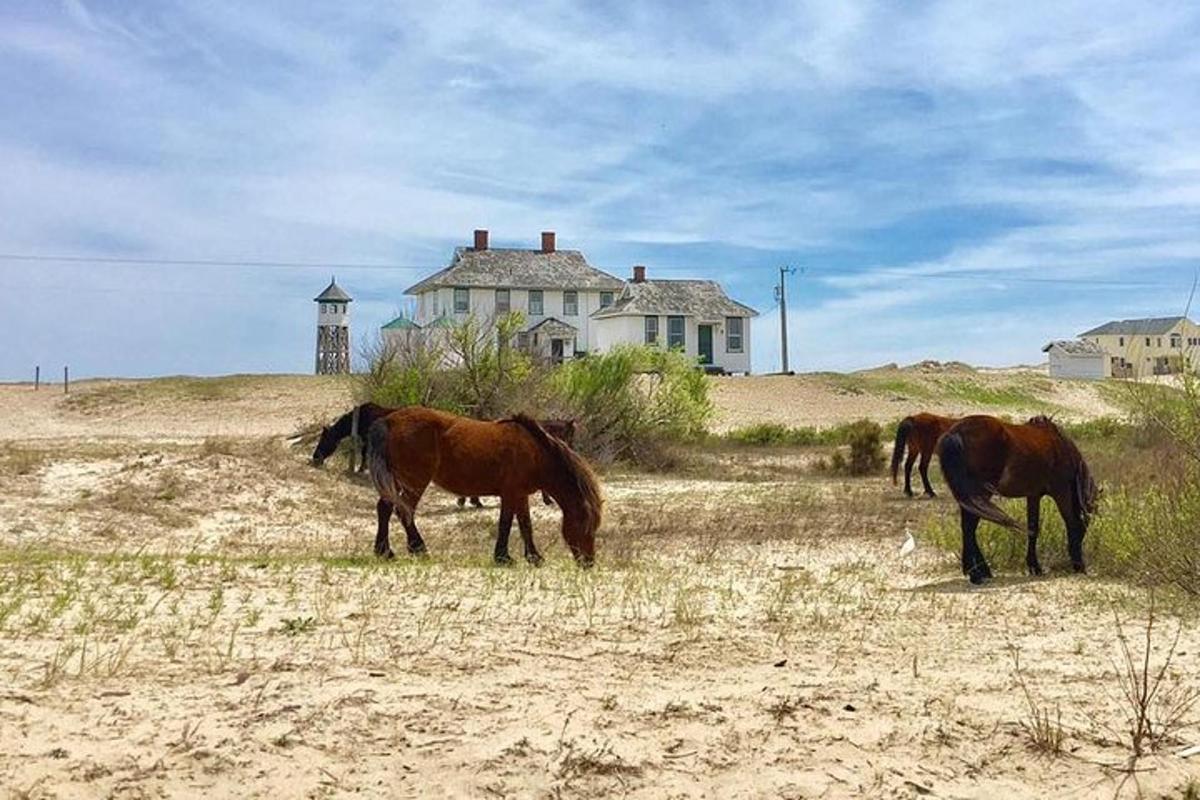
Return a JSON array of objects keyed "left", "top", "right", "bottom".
[
  {"left": 395, "top": 487, "right": 428, "bottom": 556},
  {"left": 358, "top": 441, "right": 368, "bottom": 473},
  {"left": 918, "top": 452, "right": 936, "bottom": 497},
  {"left": 494, "top": 501, "right": 515, "bottom": 565},
  {"left": 903, "top": 453, "right": 917, "bottom": 497},
  {"left": 457, "top": 496, "right": 466, "bottom": 508},
  {"left": 471, "top": 497, "right": 484, "bottom": 508},
  {"left": 541, "top": 491, "right": 554, "bottom": 506},
  {"left": 374, "top": 499, "right": 396, "bottom": 560},
  {"left": 1025, "top": 496, "right": 1043, "bottom": 576},
  {"left": 515, "top": 497, "right": 542, "bottom": 566},
  {"left": 961, "top": 508, "right": 991, "bottom": 584},
  {"left": 1053, "top": 493, "right": 1087, "bottom": 574}
]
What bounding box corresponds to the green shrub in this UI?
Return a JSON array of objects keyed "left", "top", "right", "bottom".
[{"left": 844, "top": 420, "right": 885, "bottom": 475}]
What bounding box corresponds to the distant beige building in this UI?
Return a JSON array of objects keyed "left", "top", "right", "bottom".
[
  {"left": 1043, "top": 339, "right": 1107, "bottom": 380},
  {"left": 1078, "top": 316, "right": 1200, "bottom": 378}
]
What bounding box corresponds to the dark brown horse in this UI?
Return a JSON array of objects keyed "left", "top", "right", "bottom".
[
  {"left": 366, "top": 408, "right": 602, "bottom": 566},
  {"left": 937, "top": 415, "right": 1099, "bottom": 585},
  {"left": 891, "top": 412, "right": 957, "bottom": 497}
]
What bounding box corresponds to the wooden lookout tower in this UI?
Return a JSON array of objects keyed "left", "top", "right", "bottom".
[{"left": 314, "top": 277, "right": 352, "bottom": 374}]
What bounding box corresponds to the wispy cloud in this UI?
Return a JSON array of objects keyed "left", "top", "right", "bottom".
[{"left": 1, "top": 1, "right": 1199, "bottom": 377}]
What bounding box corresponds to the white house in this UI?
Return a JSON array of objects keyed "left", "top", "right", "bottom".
[
  {"left": 593, "top": 265, "right": 757, "bottom": 373},
  {"left": 394, "top": 230, "right": 758, "bottom": 372},
  {"left": 1042, "top": 339, "right": 1108, "bottom": 380}
]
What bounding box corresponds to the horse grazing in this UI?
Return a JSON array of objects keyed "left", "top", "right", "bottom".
[
  {"left": 312, "top": 405, "right": 577, "bottom": 511},
  {"left": 937, "top": 415, "right": 1099, "bottom": 585},
  {"left": 366, "top": 408, "right": 602, "bottom": 566},
  {"left": 891, "top": 412, "right": 957, "bottom": 497}
]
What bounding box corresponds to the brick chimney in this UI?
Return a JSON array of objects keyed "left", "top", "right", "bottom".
[
  {"left": 473, "top": 229, "right": 489, "bottom": 251},
  {"left": 632, "top": 265, "right": 646, "bottom": 283},
  {"left": 541, "top": 231, "right": 556, "bottom": 253}
]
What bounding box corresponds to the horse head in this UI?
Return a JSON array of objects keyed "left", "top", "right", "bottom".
[{"left": 311, "top": 425, "right": 338, "bottom": 467}]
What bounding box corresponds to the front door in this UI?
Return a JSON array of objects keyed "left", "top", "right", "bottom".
[
  {"left": 698, "top": 325, "right": 714, "bottom": 365},
  {"left": 551, "top": 338, "right": 564, "bottom": 364}
]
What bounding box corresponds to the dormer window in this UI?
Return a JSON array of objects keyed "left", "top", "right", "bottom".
[
  {"left": 600, "top": 291, "right": 614, "bottom": 309},
  {"left": 454, "top": 287, "right": 470, "bottom": 314}
]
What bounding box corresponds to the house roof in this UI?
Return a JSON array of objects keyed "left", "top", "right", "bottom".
[
  {"left": 405, "top": 248, "right": 625, "bottom": 294},
  {"left": 1042, "top": 339, "right": 1105, "bottom": 356},
  {"left": 314, "top": 278, "right": 352, "bottom": 302},
  {"left": 592, "top": 279, "right": 759, "bottom": 320},
  {"left": 381, "top": 316, "right": 420, "bottom": 330},
  {"left": 1079, "top": 316, "right": 1188, "bottom": 336},
  {"left": 527, "top": 317, "right": 577, "bottom": 335}
]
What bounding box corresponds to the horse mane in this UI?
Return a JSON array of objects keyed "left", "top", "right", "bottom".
[
  {"left": 1028, "top": 415, "right": 1100, "bottom": 520},
  {"left": 507, "top": 414, "right": 601, "bottom": 534}
]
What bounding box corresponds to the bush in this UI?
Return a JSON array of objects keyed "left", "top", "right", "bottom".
[
  {"left": 722, "top": 419, "right": 899, "bottom": 448},
  {"left": 551, "top": 345, "right": 713, "bottom": 464},
  {"left": 811, "top": 419, "right": 886, "bottom": 476}
]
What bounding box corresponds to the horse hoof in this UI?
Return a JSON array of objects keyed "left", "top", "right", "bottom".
[
  {"left": 375, "top": 548, "right": 395, "bottom": 560},
  {"left": 969, "top": 573, "right": 989, "bottom": 586},
  {"left": 1073, "top": 563, "right": 1087, "bottom": 574},
  {"left": 494, "top": 554, "right": 513, "bottom": 566},
  {"left": 924, "top": 491, "right": 937, "bottom": 499},
  {"left": 1028, "top": 565, "right": 1044, "bottom": 577},
  {"left": 525, "top": 553, "right": 543, "bottom": 567}
]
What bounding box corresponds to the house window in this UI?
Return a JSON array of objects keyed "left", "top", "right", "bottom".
[
  {"left": 726, "top": 317, "right": 743, "bottom": 353},
  {"left": 563, "top": 291, "right": 578, "bottom": 316},
  {"left": 454, "top": 287, "right": 469, "bottom": 314},
  {"left": 517, "top": 332, "right": 530, "bottom": 349},
  {"left": 432, "top": 292, "right": 439, "bottom": 317},
  {"left": 528, "top": 290, "right": 544, "bottom": 316},
  {"left": 667, "top": 316, "right": 685, "bottom": 350},
  {"left": 495, "top": 288, "right": 510, "bottom": 315},
  {"left": 320, "top": 304, "right": 326, "bottom": 314},
  {"left": 1158, "top": 338, "right": 1163, "bottom": 347},
  {"left": 1171, "top": 334, "right": 1182, "bottom": 348},
  {"left": 600, "top": 291, "right": 614, "bottom": 309},
  {"left": 644, "top": 316, "right": 659, "bottom": 345},
  {"left": 1146, "top": 337, "right": 1152, "bottom": 347},
  {"left": 1119, "top": 337, "right": 1124, "bottom": 347}
]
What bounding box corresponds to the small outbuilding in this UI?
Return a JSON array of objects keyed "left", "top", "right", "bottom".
[{"left": 1043, "top": 339, "right": 1108, "bottom": 380}]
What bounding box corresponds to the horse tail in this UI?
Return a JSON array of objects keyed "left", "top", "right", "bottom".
[
  {"left": 511, "top": 413, "right": 603, "bottom": 536},
  {"left": 366, "top": 417, "right": 402, "bottom": 507},
  {"left": 938, "top": 430, "right": 1021, "bottom": 530},
  {"left": 891, "top": 416, "right": 913, "bottom": 484}
]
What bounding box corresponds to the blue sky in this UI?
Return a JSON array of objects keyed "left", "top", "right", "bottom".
[{"left": 3, "top": 1, "right": 1200, "bottom": 378}]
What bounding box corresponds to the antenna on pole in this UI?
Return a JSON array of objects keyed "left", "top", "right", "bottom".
[{"left": 777, "top": 267, "right": 798, "bottom": 374}]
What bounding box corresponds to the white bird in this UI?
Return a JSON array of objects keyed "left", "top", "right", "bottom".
[{"left": 899, "top": 528, "right": 916, "bottom": 558}]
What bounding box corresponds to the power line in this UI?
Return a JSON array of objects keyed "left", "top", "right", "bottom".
[{"left": 0, "top": 251, "right": 1192, "bottom": 289}]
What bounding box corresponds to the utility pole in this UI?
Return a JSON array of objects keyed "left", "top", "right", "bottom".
[{"left": 775, "top": 267, "right": 797, "bottom": 373}]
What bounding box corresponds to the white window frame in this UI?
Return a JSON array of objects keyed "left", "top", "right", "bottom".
[
  {"left": 495, "top": 288, "right": 511, "bottom": 315},
  {"left": 599, "top": 291, "right": 614, "bottom": 309},
  {"left": 563, "top": 290, "right": 578, "bottom": 316},
  {"left": 667, "top": 316, "right": 685, "bottom": 350},
  {"left": 644, "top": 316, "right": 658, "bottom": 345},
  {"left": 454, "top": 287, "right": 470, "bottom": 314},
  {"left": 528, "top": 289, "right": 544, "bottom": 316},
  {"left": 726, "top": 316, "right": 743, "bottom": 353}
]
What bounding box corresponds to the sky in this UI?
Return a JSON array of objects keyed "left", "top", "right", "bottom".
[{"left": 3, "top": 1, "right": 1200, "bottom": 378}]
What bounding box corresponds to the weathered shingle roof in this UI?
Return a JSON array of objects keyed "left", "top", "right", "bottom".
[
  {"left": 527, "top": 317, "right": 577, "bottom": 335},
  {"left": 405, "top": 248, "right": 624, "bottom": 294},
  {"left": 1042, "top": 339, "right": 1105, "bottom": 355},
  {"left": 314, "top": 278, "right": 352, "bottom": 302},
  {"left": 592, "top": 279, "right": 758, "bottom": 319},
  {"left": 1079, "top": 316, "right": 1188, "bottom": 336}
]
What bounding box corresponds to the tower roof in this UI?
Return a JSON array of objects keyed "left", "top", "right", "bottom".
[{"left": 314, "top": 278, "right": 352, "bottom": 302}]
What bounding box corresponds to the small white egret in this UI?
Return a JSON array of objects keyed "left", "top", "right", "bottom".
[{"left": 899, "top": 528, "right": 916, "bottom": 558}]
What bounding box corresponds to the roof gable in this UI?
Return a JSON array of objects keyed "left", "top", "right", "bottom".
[
  {"left": 405, "top": 248, "right": 624, "bottom": 294},
  {"left": 314, "top": 279, "right": 352, "bottom": 302},
  {"left": 592, "top": 279, "right": 758, "bottom": 319},
  {"left": 1042, "top": 339, "right": 1104, "bottom": 355},
  {"left": 1079, "top": 316, "right": 1189, "bottom": 336}
]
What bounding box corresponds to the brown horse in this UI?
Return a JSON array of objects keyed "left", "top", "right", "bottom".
[
  {"left": 891, "top": 412, "right": 957, "bottom": 497},
  {"left": 366, "top": 408, "right": 602, "bottom": 566},
  {"left": 937, "top": 415, "right": 1099, "bottom": 585},
  {"left": 312, "top": 403, "right": 576, "bottom": 508}
]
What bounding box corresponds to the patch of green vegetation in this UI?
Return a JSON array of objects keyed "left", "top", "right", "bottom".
[
  {"left": 931, "top": 377, "right": 1044, "bottom": 408},
  {"left": 720, "top": 419, "right": 901, "bottom": 448},
  {"left": 62, "top": 375, "right": 266, "bottom": 413}
]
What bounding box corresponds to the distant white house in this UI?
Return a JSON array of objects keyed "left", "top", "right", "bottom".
[
  {"left": 385, "top": 230, "right": 758, "bottom": 373},
  {"left": 1042, "top": 339, "right": 1107, "bottom": 380}
]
